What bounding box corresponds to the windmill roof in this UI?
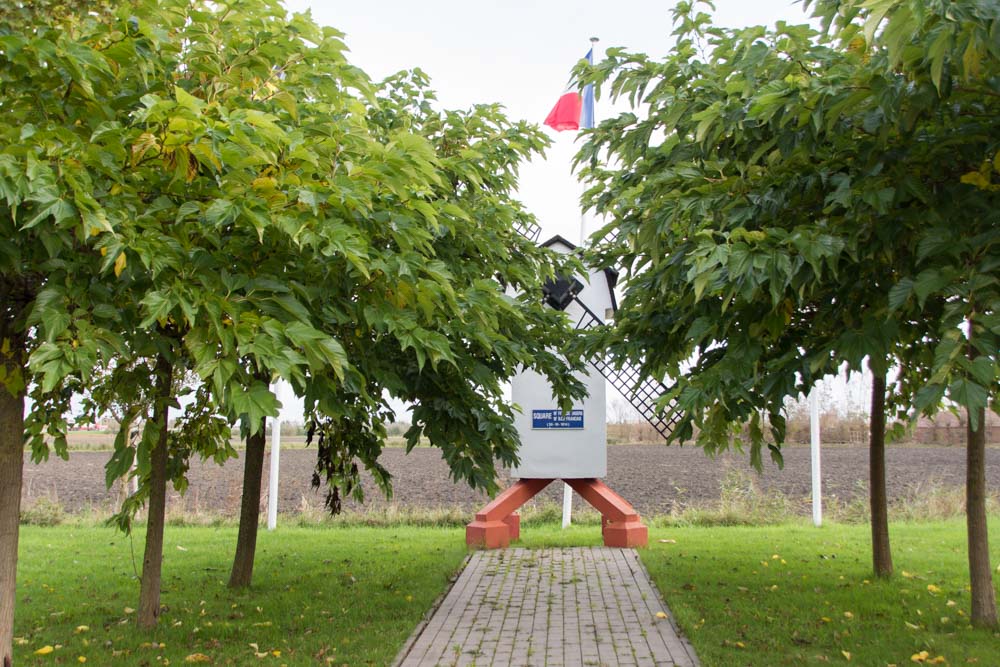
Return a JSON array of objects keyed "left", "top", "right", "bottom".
[{"left": 539, "top": 235, "right": 619, "bottom": 313}]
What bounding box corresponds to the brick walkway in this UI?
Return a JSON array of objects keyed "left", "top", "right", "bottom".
[{"left": 395, "top": 547, "right": 699, "bottom": 667}]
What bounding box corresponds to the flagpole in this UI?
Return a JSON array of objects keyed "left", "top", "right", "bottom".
[
  {"left": 579, "top": 36, "right": 599, "bottom": 246},
  {"left": 565, "top": 36, "right": 600, "bottom": 533}
]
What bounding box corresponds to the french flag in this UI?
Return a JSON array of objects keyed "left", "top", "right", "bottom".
[{"left": 544, "top": 48, "right": 595, "bottom": 132}]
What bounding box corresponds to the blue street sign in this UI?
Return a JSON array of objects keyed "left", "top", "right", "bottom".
[{"left": 531, "top": 409, "right": 584, "bottom": 430}]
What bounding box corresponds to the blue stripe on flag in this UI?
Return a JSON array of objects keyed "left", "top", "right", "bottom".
[{"left": 581, "top": 48, "right": 595, "bottom": 129}]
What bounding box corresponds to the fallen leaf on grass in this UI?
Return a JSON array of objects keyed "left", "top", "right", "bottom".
[
  {"left": 177, "top": 545, "right": 188, "bottom": 551},
  {"left": 911, "top": 651, "right": 930, "bottom": 663},
  {"left": 185, "top": 653, "right": 212, "bottom": 663},
  {"left": 843, "top": 612, "right": 853, "bottom": 619},
  {"left": 77, "top": 657, "right": 86, "bottom": 663},
  {"left": 658, "top": 539, "right": 677, "bottom": 544},
  {"left": 123, "top": 607, "right": 135, "bottom": 614},
  {"left": 34, "top": 646, "right": 54, "bottom": 655},
  {"left": 927, "top": 584, "right": 941, "bottom": 594},
  {"left": 842, "top": 650, "right": 852, "bottom": 661},
  {"left": 74, "top": 625, "right": 89, "bottom": 634}
]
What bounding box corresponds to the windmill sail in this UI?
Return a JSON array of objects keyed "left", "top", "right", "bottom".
[{"left": 571, "top": 299, "right": 681, "bottom": 440}]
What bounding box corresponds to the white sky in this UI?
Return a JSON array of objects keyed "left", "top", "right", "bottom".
[
  {"left": 285, "top": 0, "right": 814, "bottom": 243},
  {"left": 273, "top": 0, "right": 818, "bottom": 422}
]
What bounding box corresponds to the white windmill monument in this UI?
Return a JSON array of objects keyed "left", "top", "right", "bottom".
[
  {"left": 466, "top": 228, "right": 681, "bottom": 549},
  {"left": 466, "top": 40, "right": 681, "bottom": 548}
]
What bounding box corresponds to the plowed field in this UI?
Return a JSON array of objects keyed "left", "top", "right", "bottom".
[{"left": 20, "top": 444, "right": 999, "bottom": 518}]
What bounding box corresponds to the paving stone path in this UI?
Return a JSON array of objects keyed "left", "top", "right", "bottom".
[{"left": 395, "top": 547, "right": 699, "bottom": 667}]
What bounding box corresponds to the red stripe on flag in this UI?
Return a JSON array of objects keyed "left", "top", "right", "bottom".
[{"left": 544, "top": 91, "right": 582, "bottom": 131}]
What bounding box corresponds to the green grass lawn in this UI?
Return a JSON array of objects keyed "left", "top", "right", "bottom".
[
  {"left": 13, "top": 520, "right": 1000, "bottom": 666},
  {"left": 634, "top": 521, "right": 1000, "bottom": 666},
  {"left": 13, "top": 525, "right": 467, "bottom": 666}
]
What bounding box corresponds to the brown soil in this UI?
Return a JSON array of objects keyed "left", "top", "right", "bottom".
[{"left": 20, "top": 444, "right": 1000, "bottom": 518}]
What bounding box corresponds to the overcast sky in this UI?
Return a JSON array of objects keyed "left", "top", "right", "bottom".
[{"left": 285, "top": 0, "right": 814, "bottom": 244}]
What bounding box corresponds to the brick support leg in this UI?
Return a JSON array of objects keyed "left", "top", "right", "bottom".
[
  {"left": 466, "top": 479, "right": 552, "bottom": 548},
  {"left": 565, "top": 478, "right": 648, "bottom": 548}
]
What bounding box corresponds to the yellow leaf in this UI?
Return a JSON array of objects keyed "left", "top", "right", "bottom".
[
  {"left": 928, "top": 657, "right": 946, "bottom": 664},
  {"left": 735, "top": 641, "right": 746, "bottom": 648},
  {"left": 655, "top": 611, "right": 668, "bottom": 619},
  {"left": 946, "top": 600, "right": 956, "bottom": 607},
  {"left": 911, "top": 650, "right": 930, "bottom": 663},
  {"left": 114, "top": 252, "right": 127, "bottom": 277},
  {"left": 34, "top": 645, "right": 55, "bottom": 655},
  {"left": 271, "top": 650, "right": 281, "bottom": 657},
  {"left": 842, "top": 650, "right": 852, "bottom": 661},
  {"left": 131, "top": 132, "right": 160, "bottom": 166},
  {"left": 960, "top": 170, "right": 992, "bottom": 189},
  {"left": 821, "top": 617, "right": 832, "bottom": 623},
  {"left": 843, "top": 611, "right": 854, "bottom": 619},
  {"left": 185, "top": 653, "right": 212, "bottom": 663},
  {"left": 905, "top": 621, "right": 920, "bottom": 630},
  {"left": 927, "top": 584, "right": 941, "bottom": 594},
  {"left": 78, "top": 657, "right": 87, "bottom": 664},
  {"left": 902, "top": 571, "right": 915, "bottom": 579},
  {"left": 74, "top": 625, "right": 89, "bottom": 634},
  {"left": 124, "top": 607, "right": 135, "bottom": 614}
]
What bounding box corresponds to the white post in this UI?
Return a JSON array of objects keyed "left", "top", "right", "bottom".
[
  {"left": 562, "top": 483, "right": 573, "bottom": 528},
  {"left": 266, "top": 410, "right": 282, "bottom": 531},
  {"left": 810, "top": 388, "right": 822, "bottom": 527}
]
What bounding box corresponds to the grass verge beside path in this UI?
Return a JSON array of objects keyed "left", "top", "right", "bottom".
[
  {"left": 14, "top": 525, "right": 466, "bottom": 666},
  {"left": 634, "top": 521, "right": 1000, "bottom": 666}
]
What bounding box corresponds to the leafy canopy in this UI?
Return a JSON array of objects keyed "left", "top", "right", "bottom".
[{"left": 577, "top": 0, "right": 1000, "bottom": 466}]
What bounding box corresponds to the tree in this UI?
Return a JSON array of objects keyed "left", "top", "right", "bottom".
[
  {"left": 5, "top": 2, "right": 585, "bottom": 619},
  {"left": 578, "top": 0, "right": 998, "bottom": 624},
  {"left": 0, "top": 1, "right": 127, "bottom": 660}
]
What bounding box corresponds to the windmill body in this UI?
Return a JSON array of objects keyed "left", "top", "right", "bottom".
[
  {"left": 466, "top": 234, "right": 652, "bottom": 549},
  {"left": 510, "top": 235, "right": 612, "bottom": 479}
]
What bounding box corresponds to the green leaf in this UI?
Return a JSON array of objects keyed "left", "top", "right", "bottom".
[
  {"left": 887, "top": 277, "right": 913, "bottom": 312},
  {"left": 230, "top": 381, "right": 279, "bottom": 430},
  {"left": 949, "top": 378, "right": 989, "bottom": 428}
]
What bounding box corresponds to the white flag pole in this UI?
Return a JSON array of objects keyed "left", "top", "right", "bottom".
[
  {"left": 577, "top": 36, "right": 599, "bottom": 245},
  {"left": 810, "top": 387, "right": 822, "bottom": 527},
  {"left": 266, "top": 383, "right": 283, "bottom": 531},
  {"left": 564, "top": 36, "right": 599, "bottom": 532}
]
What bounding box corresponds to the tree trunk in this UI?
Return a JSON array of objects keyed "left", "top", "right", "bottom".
[
  {"left": 137, "top": 354, "right": 173, "bottom": 629},
  {"left": 967, "top": 402, "right": 998, "bottom": 628},
  {"left": 0, "top": 352, "right": 26, "bottom": 667},
  {"left": 228, "top": 417, "right": 267, "bottom": 588},
  {"left": 868, "top": 367, "right": 893, "bottom": 578}
]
